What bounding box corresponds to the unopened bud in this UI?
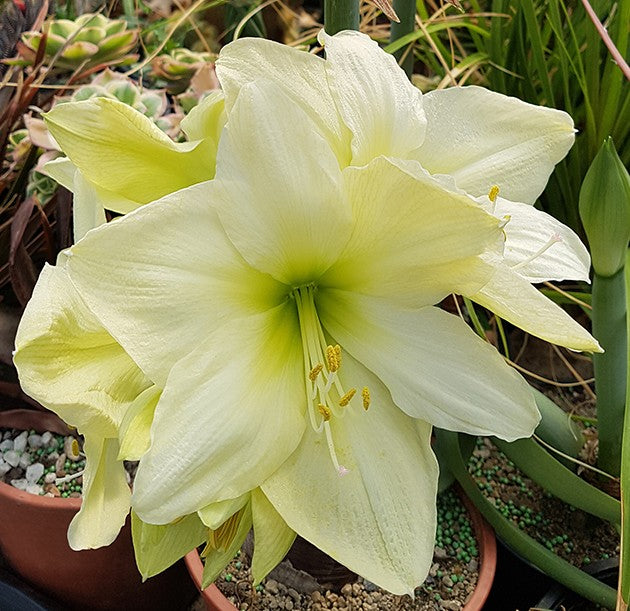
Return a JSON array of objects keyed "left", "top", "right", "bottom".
[{"left": 579, "top": 137, "right": 630, "bottom": 277}]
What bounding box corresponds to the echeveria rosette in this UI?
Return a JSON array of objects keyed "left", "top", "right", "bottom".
[
  {"left": 41, "top": 91, "right": 226, "bottom": 241},
  {"left": 216, "top": 29, "right": 598, "bottom": 352},
  {"left": 41, "top": 76, "right": 550, "bottom": 594}
]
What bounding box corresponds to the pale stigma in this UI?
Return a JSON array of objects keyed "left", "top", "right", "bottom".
[{"left": 512, "top": 233, "right": 563, "bottom": 271}]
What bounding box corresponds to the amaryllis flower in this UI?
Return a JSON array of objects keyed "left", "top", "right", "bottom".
[
  {"left": 15, "top": 72, "right": 579, "bottom": 592},
  {"left": 216, "top": 29, "right": 596, "bottom": 350},
  {"left": 14, "top": 30, "right": 600, "bottom": 594}
]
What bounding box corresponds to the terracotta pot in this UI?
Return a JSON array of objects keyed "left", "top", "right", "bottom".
[
  {"left": 0, "top": 409, "right": 197, "bottom": 610},
  {"left": 185, "top": 485, "right": 497, "bottom": 611}
]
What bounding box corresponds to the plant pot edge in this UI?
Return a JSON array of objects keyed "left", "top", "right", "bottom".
[
  {"left": 0, "top": 407, "right": 197, "bottom": 611},
  {"left": 184, "top": 482, "right": 497, "bottom": 611}
]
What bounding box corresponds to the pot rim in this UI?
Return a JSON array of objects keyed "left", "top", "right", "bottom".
[{"left": 184, "top": 482, "right": 498, "bottom": 611}]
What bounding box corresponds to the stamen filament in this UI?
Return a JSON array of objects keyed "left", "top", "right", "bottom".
[{"left": 512, "top": 233, "right": 563, "bottom": 270}]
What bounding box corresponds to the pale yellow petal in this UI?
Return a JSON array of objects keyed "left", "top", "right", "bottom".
[
  {"left": 67, "top": 436, "right": 130, "bottom": 550},
  {"left": 44, "top": 98, "right": 214, "bottom": 205},
  {"left": 470, "top": 265, "right": 601, "bottom": 352},
  {"left": 251, "top": 488, "right": 296, "bottom": 584}
]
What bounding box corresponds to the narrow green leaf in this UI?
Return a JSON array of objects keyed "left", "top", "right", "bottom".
[
  {"left": 494, "top": 437, "right": 619, "bottom": 524},
  {"left": 435, "top": 430, "right": 617, "bottom": 609}
]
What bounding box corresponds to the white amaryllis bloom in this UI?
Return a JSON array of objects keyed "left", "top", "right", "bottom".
[
  {"left": 13, "top": 30, "right": 601, "bottom": 593},
  {"left": 216, "top": 29, "right": 597, "bottom": 351},
  {"left": 18, "top": 74, "right": 551, "bottom": 592}
]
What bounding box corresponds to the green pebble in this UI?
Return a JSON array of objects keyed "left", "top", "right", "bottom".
[
  {"left": 225, "top": 574, "right": 233, "bottom": 582},
  {"left": 583, "top": 557, "right": 591, "bottom": 565},
  {"left": 235, "top": 561, "right": 242, "bottom": 570}
]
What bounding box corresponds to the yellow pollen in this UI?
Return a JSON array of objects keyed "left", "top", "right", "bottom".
[
  {"left": 362, "top": 387, "right": 371, "bottom": 410},
  {"left": 203, "top": 511, "right": 242, "bottom": 555},
  {"left": 488, "top": 185, "right": 500, "bottom": 203},
  {"left": 326, "top": 345, "right": 340, "bottom": 372},
  {"left": 338, "top": 388, "right": 357, "bottom": 407},
  {"left": 318, "top": 404, "right": 332, "bottom": 421},
  {"left": 309, "top": 363, "right": 323, "bottom": 381}
]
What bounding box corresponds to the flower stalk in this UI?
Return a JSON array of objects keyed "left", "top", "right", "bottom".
[
  {"left": 390, "top": 0, "right": 416, "bottom": 76},
  {"left": 324, "top": 0, "right": 359, "bottom": 34}
]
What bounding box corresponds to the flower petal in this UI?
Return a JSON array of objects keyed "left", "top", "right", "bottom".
[
  {"left": 41, "top": 156, "right": 75, "bottom": 190},
  {"left": 179, "top": 90, "right": 226, "bottom": 142},
  {"left": 263, "top": 354, "right": 438, "bottom": 595},
  {"left": 118, "top": 385, "right": 161, "bottom": 461},
  {"left": 214, "top": 80, "right": 351, "bottom": 286},
  {"left": 65, "top": 182, "right": 286, "bottom": 386},
  {"left": 198, "top": 494, "right": 250, "bottom": 530},
  {"left": 251, "top": 488, "right": 296, "bottom": 584},
  {"left": 414, "top": 86, "right": 575, "bottom": 204},
  {"left": 318, "top": 289, "right": 540, "bottom": 440},
  {"left": 318, "top": 30, "right": 426, "bottom": 166},
  {"left": 131, "top": 303, "right": 306, "bottom": 524},
  {"left": 72, "top": 169, "right": 107, "bottom": 241},
  {"left": 131, "top": 511, "right": 207, "bottom": 580},
  {"left": 44, "top": 98, "right": 214, "bottom": 205},
  {"left": 14, "top": 264, "right": 151, "bottom": 436},
  {"left": 321, "top": 157, "right": 502, "bottom": 306},
  {"left": 201, "top": 504, "right": 252, "bottom": 588},
  {"left": 43, "top": 157, "right": 147, "bottom": 217},
  {"left": 487, "top": 196, "right": 591, "bottom": 282},
  {"left": 67, "top": 436, "right": 130, "bottom": 550},
  {"left": 469, "top": 265, "right": 602, "bottom": 352},
  {"left": 215, "top": 39, "right": 350, "bottom": 164}
]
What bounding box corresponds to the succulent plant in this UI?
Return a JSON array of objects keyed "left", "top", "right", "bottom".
[
  {"left": 150, "top": 47, "right": 217, "bottom": 93},
  {"left": 5, "top": 128, "right": 58, "bottom": 203},
  {"left": 16, "top": 13, "right": 139, "bottom": 70}
]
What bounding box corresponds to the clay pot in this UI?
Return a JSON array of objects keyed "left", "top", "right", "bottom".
[
  {"left": 0, "top": 409, "right": 197, "bottom": 610},
  {"left": 185, "top": 485, "right": 497, "bottom": 611}
]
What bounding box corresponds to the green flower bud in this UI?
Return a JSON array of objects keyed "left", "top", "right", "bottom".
[{"left": 579, "top": 137, "right": 630, "bottom": 277}]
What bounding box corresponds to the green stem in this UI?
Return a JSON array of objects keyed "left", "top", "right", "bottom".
[
  {"left": 389, "top": 0, "right": 416, "bottom": 76},
  {"left": 435, "top": 429, "right": 617, "bottom": 609},
  {"left": 592, "top": 269, "right": 627, "bottom": 478},
  {"left": 324, "top": 0, "right": 359, "bottom": 34},
  {"left": 619, "top": 248, "right": 630, "bottom": 604}
]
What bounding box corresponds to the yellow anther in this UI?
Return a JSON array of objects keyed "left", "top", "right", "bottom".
[
  {"left": 203, "top": 511, "right": 242, "bottom": 554},
  {"left": 326, "top": 345, "right": 340, "bottom": 372},
  {"left": 339, "top": 388, "right": 357, "bottom": 407},
  {"left": 318, "top": 404, "right": 332, "bottom": 421},
  {"left": 488, "top": 185, "right": 500, "bottom": 203},
  {"left": 362, "top": 387, "right": 371, "bottom": 410},
  {"left": 334, "top": 344, "right": 341, "bottom": 366},
  {"left": 309, "top": 363, "right": 323, "bottom": 381}
]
